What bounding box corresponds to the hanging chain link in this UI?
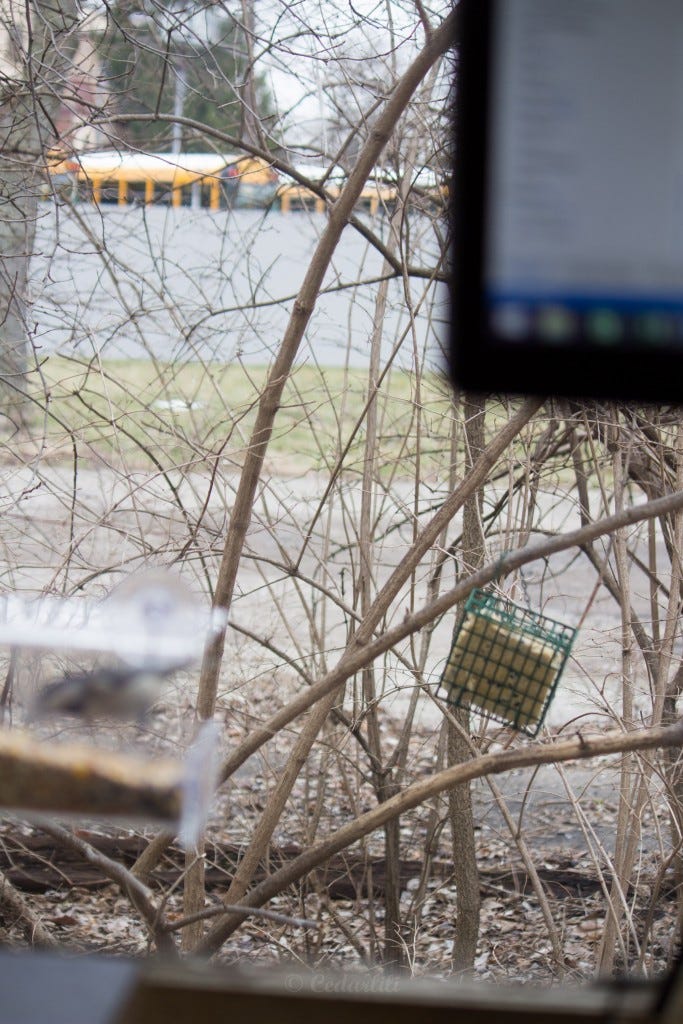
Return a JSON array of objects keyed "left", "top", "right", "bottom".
[{"left": 518, "top": 561, "right": 532, "bottom": 611}]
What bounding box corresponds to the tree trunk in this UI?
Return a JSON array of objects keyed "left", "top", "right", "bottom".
[
  {"left": 0, "top": 0, "right": 77, "bottom": 428},
  {"left": 449, "top": 394, "right": 486, "bottom": 972},
  {"left": 0, "top": 38, "right": 38, "bottom": 425}
]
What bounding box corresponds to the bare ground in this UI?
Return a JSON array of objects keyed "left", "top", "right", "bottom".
[{"left": 0, "top": 462, "right": 680, "bottom": 982}]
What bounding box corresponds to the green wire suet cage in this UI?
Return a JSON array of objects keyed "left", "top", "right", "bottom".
[{"left": 438, "top": 588, "right": 577, "bottom": 736}]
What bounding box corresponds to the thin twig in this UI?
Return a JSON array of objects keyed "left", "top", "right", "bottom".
[{"left": 161, "top": 902, "right": 319, "bottom": 933}]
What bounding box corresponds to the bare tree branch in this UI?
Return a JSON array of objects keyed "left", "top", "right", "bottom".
[
  {"left": 37, "top": 822, "right": 176, "bottom": 956},
  {"left": 199, "top": 717, "right": 683, "bottom": 955},
  {"left": 0, "top": 865, "right": 58, "bottom": 949},
  {"left": 217, "top": 486, "right": 683, "bottom": 787}
]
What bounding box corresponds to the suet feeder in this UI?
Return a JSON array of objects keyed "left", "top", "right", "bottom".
[{"left": 439, "top": 588, "right": 577, "bottom": 736}]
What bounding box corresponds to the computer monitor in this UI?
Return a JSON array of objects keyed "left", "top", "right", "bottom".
[{"left": 450, "top": 0, "right": 683, "bottom": 403}]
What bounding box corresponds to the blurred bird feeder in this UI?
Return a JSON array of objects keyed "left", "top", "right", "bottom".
[
  {"left": 439, "top": 588, "right": 577, "bottom": 736},
  {"left": 0, "top": 572, "right": 227, "bottom": 845}
]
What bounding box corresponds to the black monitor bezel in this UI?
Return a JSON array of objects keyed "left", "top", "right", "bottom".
[{"left": 449, "top": 0, "right": 683, "bottom": 404}]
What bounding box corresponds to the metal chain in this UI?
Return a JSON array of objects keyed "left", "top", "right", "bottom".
[{"left": 518, "top": 561, "right": 532, "bottom": 611}]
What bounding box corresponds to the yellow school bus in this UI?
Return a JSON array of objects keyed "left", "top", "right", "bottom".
[
  {"left": 276, "top": 165, "right": 398, "bottom": 215},
  {"left": 73, "top": 151, "right": 279, "bottom": 209},
  {"left": 275, "top": 165, "right": 447, "bottom": 215},
  {"left": 48, "top": 151, "right": 444, "bottom": 214}
]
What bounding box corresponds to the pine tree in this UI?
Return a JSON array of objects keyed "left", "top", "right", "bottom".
[{"left": 98, "top": 1, "right": 272, "bottom": 152}]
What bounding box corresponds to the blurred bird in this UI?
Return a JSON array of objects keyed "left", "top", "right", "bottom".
[{"left": 32, "top": 664, "right": 173, "bottom": 722}]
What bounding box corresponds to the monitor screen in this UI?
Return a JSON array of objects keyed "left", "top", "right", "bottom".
[{"left": 451, "top": 0, "right": 683, "bottom": 402}]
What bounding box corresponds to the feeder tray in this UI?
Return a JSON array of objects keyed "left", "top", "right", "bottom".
[{"left": 439, "top": 588, "right": 577, "bottom": 736}]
